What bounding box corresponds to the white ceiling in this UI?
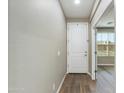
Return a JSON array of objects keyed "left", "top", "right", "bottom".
[
  {"left": 96, "top": 6, "right": 115, "bottom": 28},
  {"left": 60, "top": 0, "right": 95, "bottom": 18}
]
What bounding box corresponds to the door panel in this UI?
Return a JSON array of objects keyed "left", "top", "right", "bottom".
[{"left": 67, "top": 23, "right": 88, "bottom": 73}]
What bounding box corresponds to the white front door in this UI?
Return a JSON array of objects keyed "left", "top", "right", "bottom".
[{"left": 67, "top": 22, "right": 88, "bottom": 73}]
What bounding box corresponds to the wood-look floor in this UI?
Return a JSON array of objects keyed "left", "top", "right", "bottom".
[
  {"left": 59, "top": 66, "right": 115, "bottom": 93},
  {"left": 59, "top": 74, "right": 96, "bottom": 93},
  {"left": 96, "top": 66, "right": 115, "bottom": 93}
]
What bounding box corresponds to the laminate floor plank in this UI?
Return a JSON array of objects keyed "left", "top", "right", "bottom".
[
  {"left": 96, "top": 66, "right": 115, "bottom": 93},
  {"left": 59, "top": 66, "right": 115, "bottom": 93},
  {"left": 59, "top": 74, "right": 96, "bottom": 93}
]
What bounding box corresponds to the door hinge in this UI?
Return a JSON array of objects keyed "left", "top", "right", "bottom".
[{"left": 95, "top": 51, "right": 97, "bottom": 54}]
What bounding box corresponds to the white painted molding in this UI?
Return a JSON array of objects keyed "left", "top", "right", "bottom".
[
  {"left": 87, "top": 72, "right": 92, "bottom": 77},
  {"left": 97, "top": 64, "right": 115, "bottom": 66},
  {"left": 91, "top": 0, "right": 113, "bottom": 80},
  {"left": 56, "top": 73, "right": 67, "bottom": 93},
  {"left": 90, "top": 0, "right": 101, "bottom": 22}
]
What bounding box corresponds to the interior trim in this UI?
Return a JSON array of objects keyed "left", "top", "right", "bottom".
[
  {"left": 56, "top": 73, "right": 67, "bottom": 93},
  {"left": 96, "top": 27, "right": 115, "bottom": 29},
  {"left": 90, "top": 0, "right": 101, "bottom": 23}
]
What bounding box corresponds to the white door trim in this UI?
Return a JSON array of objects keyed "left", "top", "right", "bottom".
[
  {"left": 90, "top": 0, "right": 113, "bottom": 80},
  {"left": 67, "top": 22, "right": 89, "bottom": 74}
]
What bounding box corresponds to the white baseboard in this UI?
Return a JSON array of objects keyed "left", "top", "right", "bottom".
[
  {"left": 56, "top": 73, "right": 67, "bottom": 93},
  {"left": 91, "top": 74, "right": 96, "bottom": 80},
  {"left": 87, "top": 72, "right": 92, "bottom": 77},
  {"left": 87, "top": 72, "right": 96, "bottom": 80}
]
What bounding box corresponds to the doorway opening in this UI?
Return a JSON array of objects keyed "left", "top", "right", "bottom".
[{"left": 94, "top": 2, "right": 116, "bottom": 93}]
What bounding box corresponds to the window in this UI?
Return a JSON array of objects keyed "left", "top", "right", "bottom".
[{"left": 96, "top": 31, "right": 115, "bottom": 56}]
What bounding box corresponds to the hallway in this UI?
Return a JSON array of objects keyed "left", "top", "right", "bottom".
[{"left": 8, "top": 0, "right": 115, "bottom": 93}]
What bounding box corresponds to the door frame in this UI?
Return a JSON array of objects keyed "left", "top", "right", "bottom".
[
  {"left": 91, "top": 0, "right": 113, "bottom": 80},
  {"left": 95, "top": 28, "right": 98, "bottom": 79},
  {"left": 94, "top": 2, "right": 114, "bottom": 80},
  {"left": 67, "top": 22, "right": 89, "bottom": 74}
]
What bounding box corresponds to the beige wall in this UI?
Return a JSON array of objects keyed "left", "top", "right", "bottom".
[
  {"left": 97, "top": 56, "right": 114, "bottom": 64},
  {"left": 97, "top": 28, "right": 114, "bottom": 32},
  {"left": 8, "top": 0, "right": 67, "bottom": 93}
]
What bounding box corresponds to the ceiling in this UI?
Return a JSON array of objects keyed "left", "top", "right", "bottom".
[
  {"left": 96, "top": 5, "right": 115, "bottom": 28},
  {"left": 60, "top": 0, "right": 95, "bottom": 18}
]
